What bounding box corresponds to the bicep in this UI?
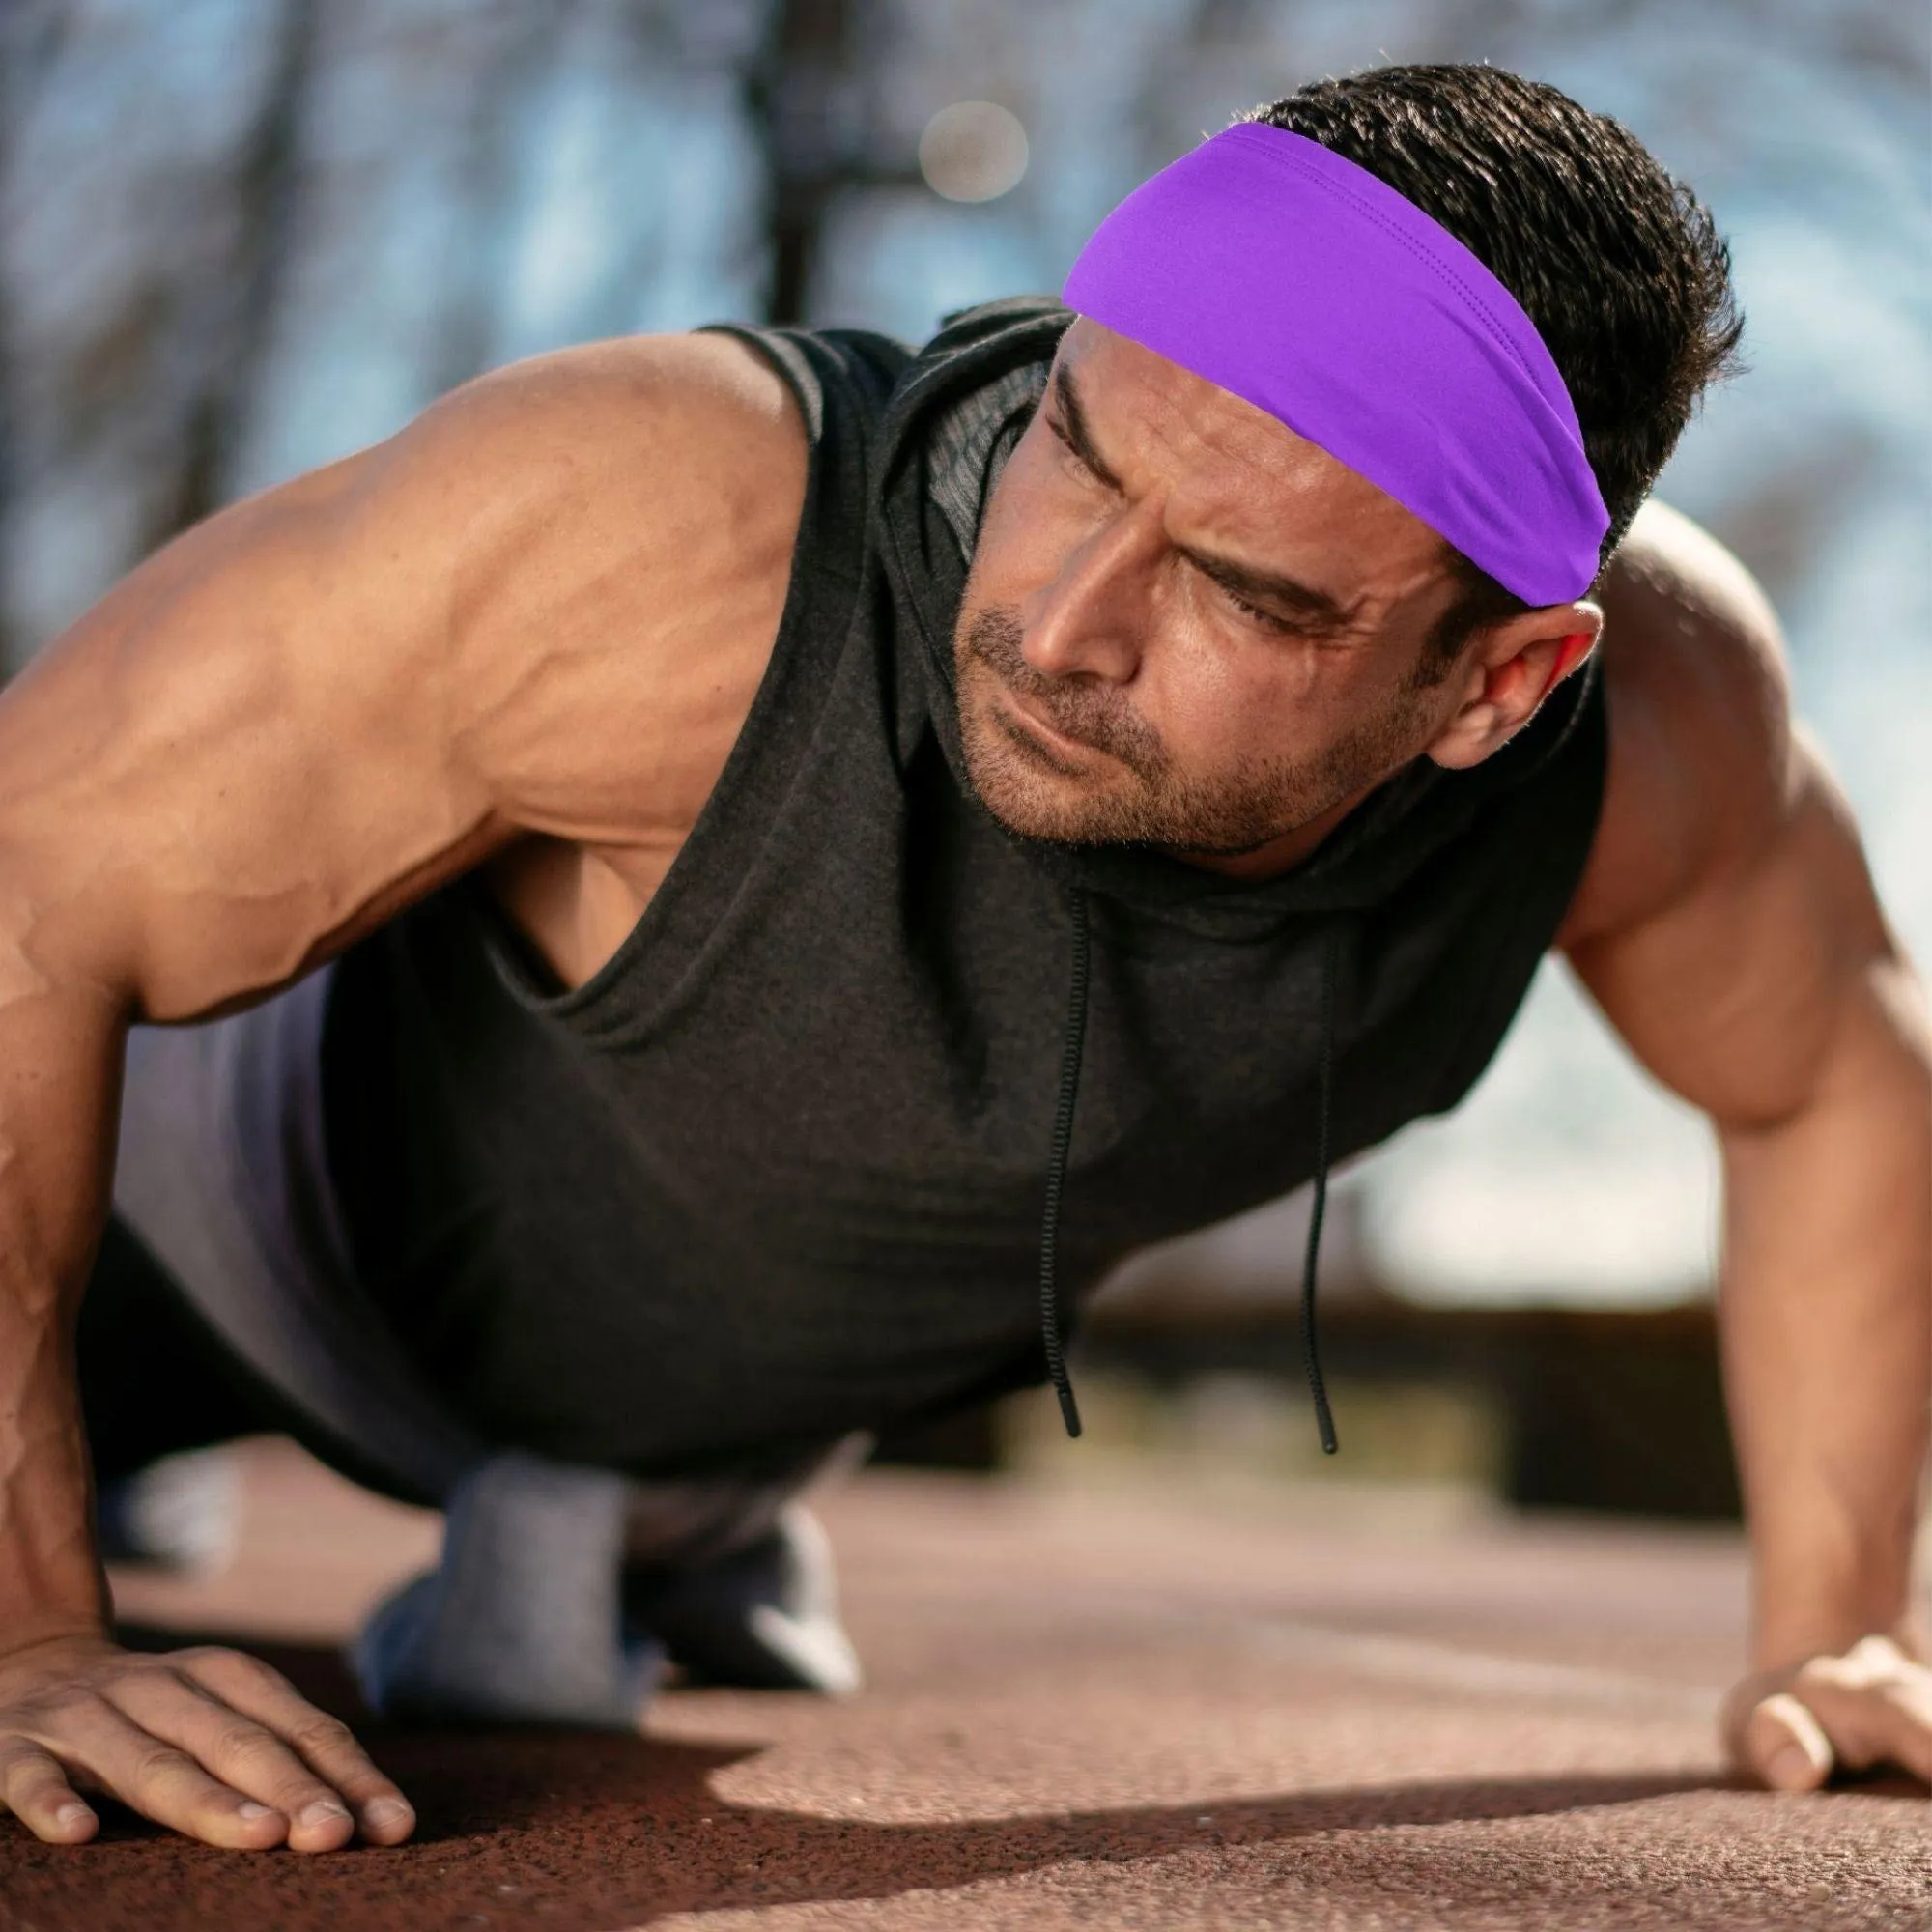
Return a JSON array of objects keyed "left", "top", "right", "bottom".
[
  {"left": 0, "top": 330, "right": 802, "bottom": 1027},
  {"left": 1558, "top": 502, "right": 1910, "bottom": 1126},
  {"left": 0, "top": 438, "right": 505, "bottom": 1024},
  {"left": 1566, "top": 728, "right": 1897, "bottom": 1128}
]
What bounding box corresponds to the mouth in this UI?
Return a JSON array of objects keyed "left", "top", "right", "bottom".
[{"left": 992, "top": 685, "right": 1103, "bottom": 768}]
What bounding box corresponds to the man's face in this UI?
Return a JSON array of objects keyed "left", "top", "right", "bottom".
[{"left": 954, "top": 320, "right": 1489, "bottom": 871}]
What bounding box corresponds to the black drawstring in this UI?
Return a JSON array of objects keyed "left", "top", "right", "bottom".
[
  {"left": 1038, "top": 888, "right": 1091, "bottom": 1437},
  {"left": 1300, "top": 925, "right": 1341, "bottom": 1454},
  {"left": 1037, "top": 894, "right": 1337, "bottom": 1454}
]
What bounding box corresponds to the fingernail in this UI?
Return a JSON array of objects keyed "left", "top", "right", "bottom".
[
  {"left": 54, "top": 1802, "right": 94, "bottom": 1831},
  {"left": 364, "top": 1797, "right": 413, "bottom": 1828},
  {"left": 1767, "top": 1744, "right": 1816, "bottom": 1787},
  {"left": 298, "top": 1800, "right": 352, "bottom": 1830},
  {"left": 237, "top": 1801, "right": 277, "bottom": 1821}
]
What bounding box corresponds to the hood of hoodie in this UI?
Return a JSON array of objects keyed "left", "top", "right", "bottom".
[{"left": 872, "top": 296, "right": 1601, "bottom": 940}]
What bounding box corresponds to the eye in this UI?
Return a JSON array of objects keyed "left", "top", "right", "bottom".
[
  {"left": 1044, "top": 412, "right": 1102, "bottom": 484},
  {"left": 1217, "top": 582, "right": 1301, "bottom": 636}
]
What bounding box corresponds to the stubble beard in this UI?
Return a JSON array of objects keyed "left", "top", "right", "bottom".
[{"left": 953, "top": 603, "right": 1431, "bottom": 858}]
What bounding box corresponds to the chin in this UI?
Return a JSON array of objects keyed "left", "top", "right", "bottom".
[
  {"left": 966, "top": 753, "right": 1089, "bottom": 842},
  {"left": 959, "top": 711, "right": 1111, "bottom": 843}
]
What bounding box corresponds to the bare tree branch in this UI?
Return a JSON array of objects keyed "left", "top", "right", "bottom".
[{"left": 150, "top": 0, "right": 320, "bottom": 544}]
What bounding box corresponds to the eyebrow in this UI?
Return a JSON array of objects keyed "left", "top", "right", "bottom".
[{"left": 1047, "top": 363, "right": 1361, "bottom": 636}]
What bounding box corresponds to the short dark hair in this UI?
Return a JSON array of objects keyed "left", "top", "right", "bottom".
[{"left": 1241, "top": 63, "right": 1749, "bottom": 677}]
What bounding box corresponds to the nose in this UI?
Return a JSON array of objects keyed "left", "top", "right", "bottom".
[{"left": 1018, "top": 497, "right": 1161, "bottom": 685}]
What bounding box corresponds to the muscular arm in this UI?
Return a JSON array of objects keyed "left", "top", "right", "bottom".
[
  {"left": 0, "top": 330, "right": 803, "bottom": 1849},
  {"left": 1559, "top": 501, "right": 1932, "bottom": 1782}
]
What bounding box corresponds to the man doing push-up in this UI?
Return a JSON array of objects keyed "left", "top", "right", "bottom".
[{"left": 0, "top": 63, "right": 1927, "bottom": 1853}]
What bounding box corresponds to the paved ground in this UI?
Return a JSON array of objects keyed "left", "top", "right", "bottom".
[{"left": 2, "top": 1437, "right": 1926, "bottom": 1930}]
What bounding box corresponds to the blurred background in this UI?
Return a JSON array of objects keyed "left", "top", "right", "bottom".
[{"left": 4, "top": 0, "right": 1925, "bottom": 1522}]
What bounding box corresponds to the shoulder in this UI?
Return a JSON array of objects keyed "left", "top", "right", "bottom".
[
  {"left": 353, "top": 330, "right": 810, "bottom": 837},
  {"left": 412, "top": 327, "right": 806, "bottom": 474},
  {"left": 385, "top": 329, "right": 808, "bottom": 637},
  {"left": 1557, "top": 497, "right": 1802, "bottom": 949}
]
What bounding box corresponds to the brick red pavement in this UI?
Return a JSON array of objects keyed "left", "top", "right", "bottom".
[{"left": 1, "top": 1438, "right": 1926, "bottom": 1931}]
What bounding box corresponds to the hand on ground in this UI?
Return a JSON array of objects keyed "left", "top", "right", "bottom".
[
  {"left": 1721, "top": 1632, "right": 1932, "bottom": 1794},
  {"left": 0, "top": 1634, "right": 415, "bottom": 1851}
]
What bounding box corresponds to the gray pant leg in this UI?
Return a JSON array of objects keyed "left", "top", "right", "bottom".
[{"left": 113, "top": 965, "right": 866, "bottom": 1723}]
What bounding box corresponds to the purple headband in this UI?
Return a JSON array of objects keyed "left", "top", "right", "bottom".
[{"left": 1061, "top": 123, "right": 1608, "bottom": 607}]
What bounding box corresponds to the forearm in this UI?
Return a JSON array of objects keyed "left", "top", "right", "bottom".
[
  {"left": 0, "top": 957, "right": 128, "bottom": 1645},
  {"left": 1717, "top": 958, "right": 1932, "bottom": 1671}
]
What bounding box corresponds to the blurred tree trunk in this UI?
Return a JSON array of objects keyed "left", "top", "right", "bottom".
[
  {"left": 745, "top": 0, "right": 925, "bottom": 327},
  {"left": 0, "top": 1, "right": 69, "bottom": 677},
  {"left": 151, "top": 0, "right": 320, "bottom": 544},
  {"left": 746, "top": 0, "right": 854, "bottom": 326}
]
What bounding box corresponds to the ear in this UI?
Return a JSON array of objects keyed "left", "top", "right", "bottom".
[{"left": 1425, "top": 605, "right": 1602, "bottom": 771}]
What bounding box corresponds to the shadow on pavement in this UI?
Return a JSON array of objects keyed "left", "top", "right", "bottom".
[{"left": 2, "top": 1632, "right": 1911, "bottom": 1932}]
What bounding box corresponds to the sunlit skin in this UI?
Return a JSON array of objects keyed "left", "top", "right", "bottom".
[
  {"left": 952, "top": 320, "right": 1599, "bottom": 871},
  {"left": 0, "top": 319, "right": 1922, "bottom": 1854}
]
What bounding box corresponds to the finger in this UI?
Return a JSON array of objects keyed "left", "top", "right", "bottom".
[
  {"left": 1823, "top": 1634, "right": 1917, "bottom": 1687},
  {"left": 21, "top": 1691, "right": 288, "bottom": 1851},
  {"left": 1861, "top": 1694, "right": 1932, "bottom": 1785},
  {"left": 103, "top": 1668, "right": 357, "bottom": 1854},
  {"left": 1804, "top": 1669, "right": 1932, "bottom": 1785},
  {"left": 0, "top": 1739, "right": 99, "bottom": 1845},
  {"left": 1719, "top": 1670, "right": 1781, "bottom": 1760},
  {"left": 176, "top": 1648, "right": 414, "bottom": 1844},
  {"left": 1747, "top": 1690, "right": 1834, "bottom": 1792}
]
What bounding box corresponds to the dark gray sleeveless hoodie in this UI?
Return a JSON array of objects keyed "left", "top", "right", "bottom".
[{"left": 320, "top": 297, "right": 1606, "bottom": 1479}]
